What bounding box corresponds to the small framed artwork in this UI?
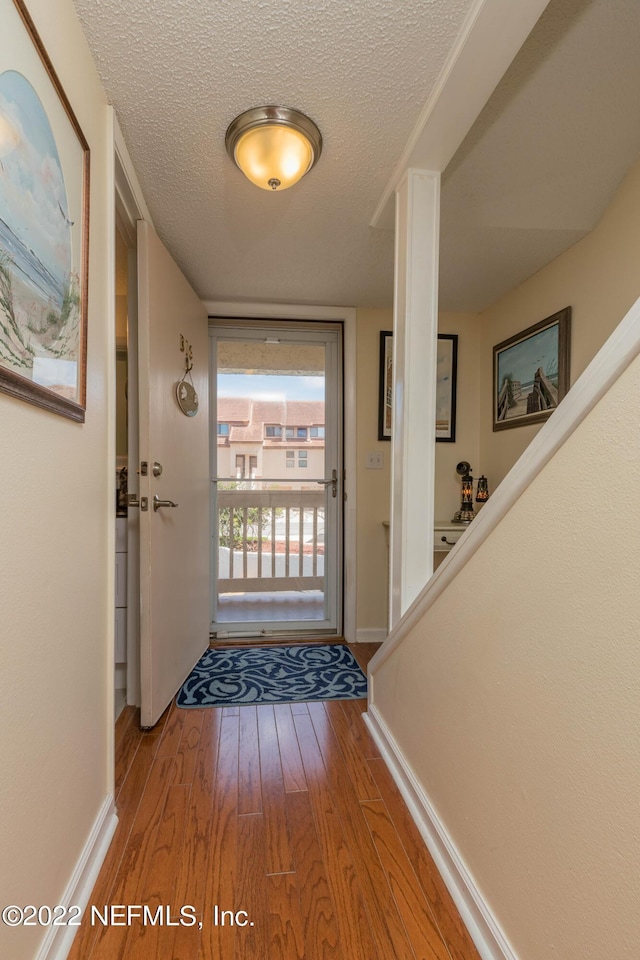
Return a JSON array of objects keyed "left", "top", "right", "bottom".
[
  {"left": 435, "top": 334, "right": 457, "bottom": 442},
  {"left": 0, "top": 0, "right": 90, "bottom": 422},
  {"left": 378, "top": 331, "right": 458, "bottom": 442},
  {"left": 493, "top": 307, "right": 571, "bottom": 432},
  {"left": 378, "top": 330, "right": 393, "bottom": 440}
]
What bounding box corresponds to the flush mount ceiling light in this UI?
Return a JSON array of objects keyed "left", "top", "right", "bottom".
[{"left": 225, "top": 105, "right": 322, "bottom": 192}]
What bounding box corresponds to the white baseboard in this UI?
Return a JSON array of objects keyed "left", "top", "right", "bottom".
[
  {"left": 364, "top": 704, "right": 518, "bottom": 960},
  {"left": 355, "top": 627, "right": 387, "bottom": 643},
  {"left": 36, "top": 795, "right": 118, "bottom": 960}
]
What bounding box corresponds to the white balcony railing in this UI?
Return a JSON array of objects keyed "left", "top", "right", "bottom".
[{"left": 216, "top": 487, "right": 325, "bottom": 593}]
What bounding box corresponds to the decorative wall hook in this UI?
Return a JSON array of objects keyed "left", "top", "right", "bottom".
[
  {"left": 180, "top": 334, "right": 194, "bottom": 374},
  {"left": 176, "top": 334, "right": 198, "bottom": 416}
]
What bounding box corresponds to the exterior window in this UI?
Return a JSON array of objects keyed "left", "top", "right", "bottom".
[
  {"left": 265, "top": 425, "right": 282, "bottom": 438},
  {"left": 285, "top": 427, "right": 295, "bottom": 438},
  {"left": 235, "top": 455, "right": 245, "bottom": 478},
  {"left": 249, "top": 455, "right": 258, "bottom": 477},
  {"left": 296, "top": 427, "right": 308, "bottom": 439},
  {"left": 217, "top": 423, "right": 229, "bottom": 436},
  {"left": 310, "top": 426, "right": 325, "bottom": 438},
  {"left": 286, "top": 451, "right": 295, "bottom": 468},
  {"left": 298, "top": 450, "right": 308, "bottom": 467}
]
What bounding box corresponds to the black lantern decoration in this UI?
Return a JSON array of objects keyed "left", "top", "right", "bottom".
[
  {"left": 476, "top": 475, "right": 490, "bottom": 503},
  {"left": 452, "top": 462, "right": 490, "bottom": 523}
]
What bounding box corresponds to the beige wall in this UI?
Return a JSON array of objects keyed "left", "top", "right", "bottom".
[
  {"left": 356, "top": 309, "right": 483, "bottom": 634},
  {"left": 0, "top": 3, "right": 112, "bottom": 958},
  {"left": 479, "top": 156, "right": 640, "bottom": 489},
  {"left": 355, "top": 308, "right": 393, "bottom": 634},
  {"left": 435, "top": 313, "right": 481, "bottom": 522},
  {"left": 371, "top": 347, "right": 640, "bottom": 959}
]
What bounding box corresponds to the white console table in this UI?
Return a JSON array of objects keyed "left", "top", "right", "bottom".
[
  {"left": 382, "top": 520, "right": 467, "bottom": 552},
  {"left": 434, "top": 521, "right": 467, "bottom": 552}
]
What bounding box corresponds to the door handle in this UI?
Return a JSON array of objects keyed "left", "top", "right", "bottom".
[
  {"left": 316, "top": 469, "right": 338, "bottom": 498},
  {"left": 153, "top": 495, "right": 179, "bottom": 512}
]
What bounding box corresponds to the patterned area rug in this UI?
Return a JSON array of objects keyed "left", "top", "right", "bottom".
[{"left": 176, "top": 643, "right": 367, "bottom": 708}]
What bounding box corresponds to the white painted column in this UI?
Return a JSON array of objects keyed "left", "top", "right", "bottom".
[{"left": 389, "top": 169, "right": 440, "bottom": 625}]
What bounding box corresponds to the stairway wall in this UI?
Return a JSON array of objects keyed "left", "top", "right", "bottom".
[{"left": 370, "top": 348, "right": 640, "bottom": 959}]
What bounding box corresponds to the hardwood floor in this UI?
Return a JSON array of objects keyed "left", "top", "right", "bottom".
[{"left": 68, "top": 644, "right": 481, "bottom": 960}]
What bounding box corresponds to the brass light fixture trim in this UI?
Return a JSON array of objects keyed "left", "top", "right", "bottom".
[{"left": 225, "top": 105, "right": 322, "bottom": 192}]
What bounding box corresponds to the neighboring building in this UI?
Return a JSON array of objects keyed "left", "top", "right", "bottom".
[{"left": 216, "top": 397, "right": 325, "bottom": 483}]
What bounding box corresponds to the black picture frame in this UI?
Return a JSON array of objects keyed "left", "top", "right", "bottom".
[
  {"left": 377, "top": 331, "right": 458, "bottom": 442},
  {"left": 435, "top": 334, "right": 458, "bottom": 443},
  {"left": 378, "top": 330, "right": 393, "bottom": 441}
]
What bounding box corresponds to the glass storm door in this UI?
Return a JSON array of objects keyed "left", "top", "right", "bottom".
[{"left": 209, "top": 321, "right": 343, "bottom": 638}]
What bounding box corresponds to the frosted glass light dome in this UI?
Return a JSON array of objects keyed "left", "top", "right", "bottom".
[{"left": 226, "top": 106, "right": 322, "bottom": 192}]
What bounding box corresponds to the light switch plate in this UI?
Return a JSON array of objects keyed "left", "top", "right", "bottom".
[{"left": 366, "top": 452, "right": 384, "bottom": 470}]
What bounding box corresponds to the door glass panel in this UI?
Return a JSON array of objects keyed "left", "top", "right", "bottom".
[{"left": 213, "top": 337, "right": 330, "bottom": 630}]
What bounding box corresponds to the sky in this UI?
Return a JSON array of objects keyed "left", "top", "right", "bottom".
[
  {"left": 497, "top": 324, "right": 559, "bottom": 386},
  {"left": 217, "top": 373, "right": 325, "bottom": 402},
  {"left": 0, "top": 70, "right": 71, "bottom": 285}
]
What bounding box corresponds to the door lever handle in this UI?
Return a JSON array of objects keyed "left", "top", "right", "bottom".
[
  {"left": 316, "top": 469, "right": 338, "bottom": 498},
  {"left": 153, "top": 495, "right": 179, "bottom": 512}
]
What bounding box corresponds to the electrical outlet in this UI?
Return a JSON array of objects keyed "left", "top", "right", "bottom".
[{"left": 366, "top": 452, "right": 384, "bottom": 470}]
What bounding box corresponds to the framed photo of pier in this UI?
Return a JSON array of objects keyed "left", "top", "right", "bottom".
[
  {"left": 493, "top": 307, "right": 571, "bottom": 432},
  {"left": 0, "top": 0, "right": 90, "bottom": 422}
]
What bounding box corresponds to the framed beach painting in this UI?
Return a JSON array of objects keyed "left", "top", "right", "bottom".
[
  {"left": 0, "top": 0, "right": 90, "bottom": 421},
  {"left": 493, "top": 307, "right": 571, "bottom": 431},
  {"left": 378, "top": 331, "right": 458, "bottom": 442}
]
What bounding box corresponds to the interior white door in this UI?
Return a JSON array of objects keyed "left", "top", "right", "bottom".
[{"left": 137, "top": 221, "right": 210, "bottom": 727}]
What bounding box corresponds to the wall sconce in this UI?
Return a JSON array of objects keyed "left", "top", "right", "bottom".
[{"left": 452, "top": 461, "right": 490, "bottom": 523}]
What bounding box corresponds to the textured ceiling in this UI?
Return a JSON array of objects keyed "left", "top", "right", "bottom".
[
  {"left": 72, "top": 0, "right": 475, "bottom": 307},
  {"left": 72, "top": 0, "right": 640, "bottom": 312}
]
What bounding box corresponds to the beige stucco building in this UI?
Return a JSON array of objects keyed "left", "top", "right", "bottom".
[{"left": 216, "top": 397, "right": 325, "bottom": 483}]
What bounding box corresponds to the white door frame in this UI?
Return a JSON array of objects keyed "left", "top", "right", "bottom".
[
  {"left": 205, "top": 300, "right": 357, "bottom": 644},
  {"left": 114, "top": 115, "right": 153, "bottom": 706},
  {"left": 210, "top": 320, "right": 343, "bottom": 637}
]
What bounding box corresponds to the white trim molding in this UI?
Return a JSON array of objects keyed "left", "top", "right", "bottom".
[
  {"left": 371, "top": 292, "right": 640, "bottom": 675},
  {"left": 35, "top": 796, "right": 117, "bottom": 960},
  {"left": 114, "top": 114, "right": 153, "bottom": 230},
  {"left": 390, "top": 170, "right": 440, "bottom": 624},
  {"left": 204, "top": 300, "right": 357, "bottom": 644},
  {"left": 355, "top": 627, "right": 388, "bottom": 643},
  {"left": 364, "top": 704, "right": 518, "bottom": 960}
]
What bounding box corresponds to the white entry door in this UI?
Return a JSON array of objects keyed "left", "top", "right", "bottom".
[
  {"left": 137, "top": 221, "right": 210, "bottom": 727},
  {"left": 209, "top": 321, "right": 343, "bottom": 638}
]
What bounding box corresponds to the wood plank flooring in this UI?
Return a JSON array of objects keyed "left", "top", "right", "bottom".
[{"left": 68, "top": 644, "right": 481, "bottom": 960}]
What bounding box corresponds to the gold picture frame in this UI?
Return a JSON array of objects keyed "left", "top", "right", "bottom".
[
  {"left": 0, "top": 0, "right": 90, "bottom": 421},
  {"left": 493, "top": 307, "right": 571, "bottom": 431}
]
